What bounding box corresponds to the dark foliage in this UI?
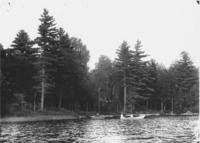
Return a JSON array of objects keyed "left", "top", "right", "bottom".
[{"left": 1, "top": 10, "right": 198, "bottom": 117}]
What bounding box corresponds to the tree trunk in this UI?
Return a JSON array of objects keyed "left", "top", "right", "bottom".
[
  {"left": 161, "top": 99, "right": 164, "bottom": 113},
  {"left": 164, "top": 104, "right": 166, "bottom": 112},
  {"left": 123, "top": 72, "right": 127, "bottom": 114},
  {"left": 98, "top": 88, "right": 101, "bottom": 113},
  {"left": 58, "top": 93, "right": 62, "bottom": 110},
  {"left": 41, "top": 67, "right": 45, "bottom": 111},
  {"left": 112, "top": 85, "right": 115, "bottom": 96},
  {"left": 133, "top": 104, "right": 135, "bottom": 112},
  {"left": 86, "top": 102, "right": 88, "bottom": 112},
  {"left": 171, "top": 95, "right": 174, "bottom": 114},
  {"left": 131, "top": 104, "right": 133, "bottom": 113},
  {"left": 124, "top": 85, "right": 127, "bottom": 114},
  {"left": 146, "top": 100, "right": 149, "bottom": 111},
  {"left": 33, "top": 94, "right": 36, "bottom": 112},
  {"left": 73, "top": 103, "right": 76, "bottom": 111}
]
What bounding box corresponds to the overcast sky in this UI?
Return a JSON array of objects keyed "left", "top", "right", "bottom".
[{"left": 0, "top": 0, "right": 200, "bottom": 69}]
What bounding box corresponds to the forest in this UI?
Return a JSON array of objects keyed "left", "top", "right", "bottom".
[{"left": 0, "top": 9, "right": 199, "bottom": 117}]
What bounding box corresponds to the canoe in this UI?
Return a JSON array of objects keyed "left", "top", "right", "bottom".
[{"left": 120, "top": 114, "right": 145, "bottom": 120}]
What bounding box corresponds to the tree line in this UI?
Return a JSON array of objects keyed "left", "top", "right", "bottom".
[
  {"left": 0, "top": 9, "right": 199, "bottom": 117},
  {"left": 91, "top": 41, "right": 198, "bottom": 114}
]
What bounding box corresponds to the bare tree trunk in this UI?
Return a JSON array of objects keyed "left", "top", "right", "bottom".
[
  {"left": 131, "top": 104, "right": 133, "bottom": 113},
  {"left": 98, "top": 88, "right": 101, "bottom": 113},
  {"left": 146, "top": 100, "right": 149, "bottom": 111},
  {"left": 33, "top": 94, "right": 36, "bottom": 112},
  {"left": 73, "top": 103, "right": 76, "bottom": 111},
  {"left": 71, "top": 104, "right": 73, "bottom": 111},
  {"left": 123, "top": 72, "right": 127, "bottom": 114},
  {"left": 161, "top": 99, "right": 163, "bottom": 113},
  {"left": 124, "top": 85, "right": 127, "bottom": 114},
  {"left": 112, "top": 85, "right": 115, "bottom": 96},
  {"left": 132, "top": 104, "right": 135, "bottom": 112},
  {"left": 164, "top": 104, "right": 166, "bottom": 112},
  {"left": 41, "top": 67, "right": 45, "bottom": 111},
  {"left": 86, "top": 102, "right": 88, "bottom": 112},
  {"left": 171, "top": 95, "right": 174, "bottom": 114},
  {"left": 58, "top": 93, "right": 62, "bottom": 110}
]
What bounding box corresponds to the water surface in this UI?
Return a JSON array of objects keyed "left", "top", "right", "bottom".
[{"left": 0, "top": 116, "right": 199, "bottom": 142}]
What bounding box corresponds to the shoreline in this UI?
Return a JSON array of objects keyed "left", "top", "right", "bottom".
[
  {"left": 0, "top": 115, "right": 87, "bottom": 123},
  {"left": 0, "top": 112, "right": 198, "bottom": 123}
]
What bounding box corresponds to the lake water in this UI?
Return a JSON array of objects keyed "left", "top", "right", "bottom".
[{"left": 0, "top": 116, "right": 199, "bottom": 143}]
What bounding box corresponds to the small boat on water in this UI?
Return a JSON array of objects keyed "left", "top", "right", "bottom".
[{"left": 120, "top": 114, "right": 145, "bottom": 120}]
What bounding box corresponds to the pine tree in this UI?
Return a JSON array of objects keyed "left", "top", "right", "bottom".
[
  {"left": 130, "top": 40, "right": 149, "bottom": 98},
  {"left": 11, "top": 30, "right": 33, "bottom": 55},
  {"left": 1, "top": 48, "right": 16, "bottom": 116},
  {"left": 54, "top": 28, "right": 72, "bottom": 109},
  {"left": 115, "top": 41, "right": 132, "bottom": 113},
  {"left": 126, "top": 40, "right": 154, "bottom": 112},
  {"left": 145, "top": 59, "right": 157, "bottom": 109},
  {"left": 172, "top": 51, "right": 197, "bottom": 111},
  {"left": 35, "top": 9, "right": 57, "bottom": 111},
  {"left": 11, "top": 30, "right": 36, "bottom": 105}
]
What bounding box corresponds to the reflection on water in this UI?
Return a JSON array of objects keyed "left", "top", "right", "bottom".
[{"left": 0, "top": 116, "right": 199, "bottom": 143}]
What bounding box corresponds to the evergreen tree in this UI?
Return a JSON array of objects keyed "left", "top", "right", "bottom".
[
  {"left": 11, "top": 30, "right": 33, "bottom": 55},
  {"left": 1, "top": 47, "right": 22, "bottom": 115},
  {"left": 11, "top": 30, "right": 36, "bottom": 103},
  {"left": 0, "top": 30, "right": 36, "bottom": 114},
  {"left": 188, "top": 68, "right": 199, "bottom": 112},
  {"left": 54, "top": 27, "right": 72, "bottom": 109},
  {"left": 146, "top": 59, "right": 157, "bottom": 109},
  {"left": 130, "top": 40, "right": 150, "bottom": 101},
  {"left": 115, "top": 41, "right": 132, "bottom": 113},
  {"left": 171, "top": 51, "right": 197, "bottom": 112},
  {"left": 35, "top": 9, "right": 57, "bottom": 111}
]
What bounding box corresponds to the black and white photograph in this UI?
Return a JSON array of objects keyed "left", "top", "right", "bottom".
[{"left": 0, "top": 0, "right": 199, "bottom": 142}]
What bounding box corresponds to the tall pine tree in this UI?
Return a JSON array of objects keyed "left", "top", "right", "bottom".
[
  {"left": 35, "top": 9, "right": 57, "bottom": 111},
  {"left": 54, "top": 27, "right": 72, "bottom": 109},
  {"left": 129, "top": 40, "right": 151, "bottom": 111},
  {"left": 115, "top": 41, "right": 132, "bottom": 113},
  {"left": 11, "top": 30, "right": 35, "bottom": 104},
  {"left": 172, "top": 51, "right": 197, "bottom": 111}
]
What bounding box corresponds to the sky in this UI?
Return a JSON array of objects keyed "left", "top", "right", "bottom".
[{"left": 0, "top": 0, "right": 200, "bottom": 69}]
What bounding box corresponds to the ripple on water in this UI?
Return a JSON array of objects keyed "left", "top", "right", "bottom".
[{"left": 0, "top": 116, "right": 199, "bottom": 143}]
